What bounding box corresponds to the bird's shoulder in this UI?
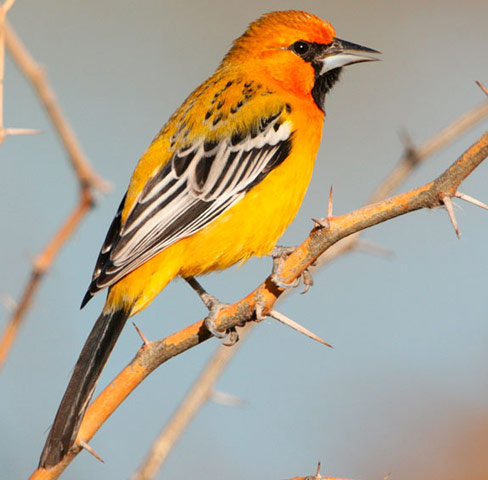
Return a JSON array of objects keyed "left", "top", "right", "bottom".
[{"left": 122, "top": 72, "right": 295, "bottom": 222}]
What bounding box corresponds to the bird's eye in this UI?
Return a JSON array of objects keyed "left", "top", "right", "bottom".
[{"left": 291, "top": 41, "right": 310, "bottom": 57}]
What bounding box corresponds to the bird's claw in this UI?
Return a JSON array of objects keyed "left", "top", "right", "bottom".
[
  {"left": 271, "top": 245, "right": 299, "bottom": 288},
  {"left": 300, "top": 268, "right": 314, "bottom": 294},
  {"left": 270, "top": 245, "right": 313, "bottom": 293},
  {"left": 185, "top": 276, "right": 239, "bottom": 345},
  {"left": 203, "top": 298, "right": 239, "bottom": 346}
]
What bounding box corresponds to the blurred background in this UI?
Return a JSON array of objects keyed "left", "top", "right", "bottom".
[{"left": 2, "top": 1, "right": 488, "bottom": 479}]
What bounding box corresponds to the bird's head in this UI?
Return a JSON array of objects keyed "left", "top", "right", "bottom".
[{"left": 224, "top": 10, "right": 380, "bottom": 111}]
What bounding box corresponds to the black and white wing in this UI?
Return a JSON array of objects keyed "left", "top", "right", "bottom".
[{"left": 81, "top": 111, "right": 292, "bottom": 307}]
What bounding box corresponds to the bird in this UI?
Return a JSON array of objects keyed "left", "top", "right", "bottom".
[{"left": 39, "top": 10, "right": 379, "bottom": 467}]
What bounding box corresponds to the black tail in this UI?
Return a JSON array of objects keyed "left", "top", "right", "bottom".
[{"left": 39, "top": 308, "right": 130, "bottom": 468}]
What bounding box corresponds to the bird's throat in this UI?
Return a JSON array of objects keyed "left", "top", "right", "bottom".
[{"left": 311, "top": 68, "right": 342, "bottom": 112}]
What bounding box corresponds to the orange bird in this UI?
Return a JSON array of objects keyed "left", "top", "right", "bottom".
[{"left": 39, "top": 10, "right": 378, "bottom": 467}]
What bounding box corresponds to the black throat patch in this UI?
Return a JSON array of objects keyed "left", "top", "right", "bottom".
[{"left": 311, "top": 67, "right": 342, "bottom": 112}]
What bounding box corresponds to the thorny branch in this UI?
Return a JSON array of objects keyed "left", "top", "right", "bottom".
[
  {"left": 0, "top": 22, "right": 109, "bottom": 369},
  {"left": 132, "top": 96, "right": 488, "bottom": 480},
  {"left": 29, "top": 130, "right": 488, "bottom": 479},
  {"left": 0, "top": 0, "right": 40, "bottom": 143}
]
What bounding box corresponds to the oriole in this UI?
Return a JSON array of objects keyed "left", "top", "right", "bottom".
[{"left": 39, "top": 10, "right": 378, "bottom": 467}]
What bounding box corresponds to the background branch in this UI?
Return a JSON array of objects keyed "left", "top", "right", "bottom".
[
  {"left": 29, "top": 130, "right": 488, "bottom": 479},
  {"left": 0, "top": 22, "right": 109, "bottom": 369}
]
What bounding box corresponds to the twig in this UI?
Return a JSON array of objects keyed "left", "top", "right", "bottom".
[
  {"left": 317, "top": 96, "right": 488, "bottom": 266},
  {"left": 0, "top": 190, "right": 93, "bottom": 369},
  {"left": 0, "top": 0, "right": 19, "bottom": 144},
  {"left": 4, "top": 21, "right": 109, "bottom": 191},
  {"left": 476, "top": 81, "right": 488, "bottom": 97},
  {"left": 0, "top": 22, "right": 109, "bottom": 370},
  {"left": 131, "top": 325, "right": 252, "bottom": 480},
  {"left": 29, "top": 131, "right": 488, "bottom": 479},
  {"left": 373, "top": 98, "right": 488, "bottom": 202}
]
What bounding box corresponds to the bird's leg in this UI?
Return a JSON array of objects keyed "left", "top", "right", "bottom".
[
  {"left": 270, "top": 245, "right": 314, "bottom": 293},
  {"left": 184, "top": 276, "right": 238, "bottom": 345}
]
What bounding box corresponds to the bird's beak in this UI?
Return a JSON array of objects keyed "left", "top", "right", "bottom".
[{"left": 319, "top": 38, "right": 381, "bottom": 75}]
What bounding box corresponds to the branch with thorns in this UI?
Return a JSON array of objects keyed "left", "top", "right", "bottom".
[
  {"left": 0, "top": 0, "right": 36, "bottom": 144},
  {"left": 29, "top": 122, "right": 488, "bottom": 479},
  {"left": 0, "top": 22, "right": 109, "bottom": 369},
  {"left": 130, "top": 87, "right": 488, "bottom": 480}
]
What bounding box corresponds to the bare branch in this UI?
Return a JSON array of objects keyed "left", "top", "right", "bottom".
[
  {"left": 4, "top": 21, "right": 110, "bottom": 192},
  {"left": 317, "top": 95, "right": 488, "bottom": 267},
  {"left": 372, "top": 98, "right": 488, "bottom": 202},
  {"left": 28, "top": 131, "right": 488, "bottom": 480},
  {"left": 0, "top": 191, "right": 93, "bottom": 369},
  {"left": 0, "top": 23, "right": 110, "bottom": 369},
  {"left": 1, "top": 0, "right": 17, "bottom": 13},
  {"left": 476, "top": 81, "right": 488, "bottom": 97}
]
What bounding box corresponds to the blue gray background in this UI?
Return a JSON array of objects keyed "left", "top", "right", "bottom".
[{"left": 2, "top": 1, "right": 488, "bottom": 479}]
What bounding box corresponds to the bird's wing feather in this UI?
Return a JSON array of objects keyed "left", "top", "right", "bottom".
[{"left": 82, "top": 109, "right": 292, "bottom": 303}]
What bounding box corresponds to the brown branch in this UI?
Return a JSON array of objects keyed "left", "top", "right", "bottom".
[
  {"left": 372, "top": 98, "right": 488, "bottom": 202},
  {"left": 0, "top": 22, "right": 109, "bottom": 369},
  {"left": 4, "top": 21, "right": 109, "bottom": 191},
  {"left": 0, "top": 190, "right": 93, "bottom": 367},
  {"left": 29, "top": 131, "right": 488, "bottom": 479},
  {"left": 0, "top": 0, "right": 18, "bottom": 144},
  {"left": 128, "top": 95, "right": 488, "bottom": 480},
  {"left": 317, "top": 96, "right": 488, "bottom": 266}
]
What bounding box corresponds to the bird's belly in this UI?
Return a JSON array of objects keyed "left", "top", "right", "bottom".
[{"left": 178, "top": 148, "right": 317, "bottom": 276}]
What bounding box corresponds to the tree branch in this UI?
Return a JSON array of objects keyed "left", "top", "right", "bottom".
[
  {"left": 130, "top": 96, "right": 488, "bottom": 480},
  {"left": 29, "top": 131, "right": 488, "bottom": 479},
  {"left": 4, "top": 21, "right": 109, "bottom": 191},
  {"left": 0, "top": 22, "right": 109, "bottom": 369}
]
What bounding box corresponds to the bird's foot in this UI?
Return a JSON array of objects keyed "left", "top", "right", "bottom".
[
  {"left": 184, "top": 276, "right": 238, "bottom": 345},
  {"left": 270, "top": 245, "right": 314, "bottom": 294}
]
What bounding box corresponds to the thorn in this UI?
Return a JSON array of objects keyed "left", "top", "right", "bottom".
[
  {"left": 210, "top": 390, "right": 246, "bottom": 408},
  {"left": 78, "top": 440, "right": 104, "bottom": 463},
  {"left": 313, "top": 188, "right": 333, "bottom": 229},
  {"left": 355, "top": 240, "right": 394, "bottom": 258},
  {"left": 132, "top": 322, "right": 149, "bottom": 346},
  {"left": 316, "top": 461, "right": 322, "bottom": 478},
  {"left": 327, "top": 186, "right": 333, "bottom": 218},
  {"left": 269, "top": 310, "right": 332, "bottom": 348},
  {"left": 312, "top": 217, "right": 329, "bottom": 229},
  {"left": 476, "top": 80, "right": 488, "bottom": 97},
  {"left": 5, "top": 127, "right": 41, "bottom": 136},
  {"left": 398, "top": 128, "right": 420, "bottom": 165},
  {"left": 455, "top": 191, "right": 488, "bottom": 211},
  {"left": 441, "top": 194, "right": 460, "bottom": 238}
]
